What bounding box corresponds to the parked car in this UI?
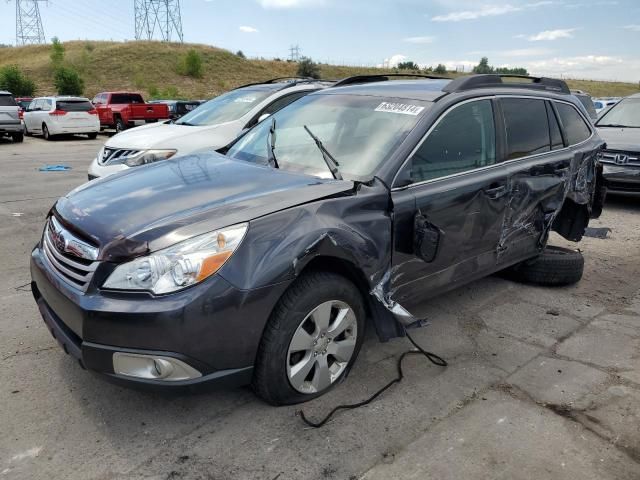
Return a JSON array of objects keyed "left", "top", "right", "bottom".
[
  {"left": 595, "top": 93, "right": 640, "bottom": 195},
  {"left": 31, "top": 74, "right": 603, "bottom": 404},
  {"left": 593, "top": 97, "right": 621, "bottom": 115},
  {"left": 92, "top": 92, "right": 170, "bottom": 133},
  {"left": 148, "top": 99, "right": 203, "bottom": 120},
  {"left": 87, "top": 78, "right": 332, "bottom": 180},
  {"left": 23, "top": 96, "right": 100, "bottom": 140},
  {"left": 0, "top": 91, "right": 23, "bottom": 142},
  {"left": 15, "top": 96, "right": 33, "bottom": 121},
  {"left": 571, "top": 89, "right": 598, "bottom": 122}
]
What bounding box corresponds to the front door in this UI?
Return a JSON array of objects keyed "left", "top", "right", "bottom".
[{"left": 390, "top": 98, "right": 509, "bottom": 313}]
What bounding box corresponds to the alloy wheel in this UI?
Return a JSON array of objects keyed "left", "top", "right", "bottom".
[{"left": 286, "top": 300, "right": 358, "bottom": 394}]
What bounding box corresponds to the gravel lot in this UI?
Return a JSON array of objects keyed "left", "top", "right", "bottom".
[{"left": 1, "top": 135, "right": 640, "bottom": 480}]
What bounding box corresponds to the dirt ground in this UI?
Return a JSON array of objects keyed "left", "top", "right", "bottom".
[{"left": 1, "top": 135, "right": 640, "bottom": 480}]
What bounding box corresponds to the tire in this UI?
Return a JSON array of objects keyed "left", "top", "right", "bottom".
[
  {"left": 87, "top": 132, "right": 98, "bottom": 140},
  {"left": 507, "top": 246, "right": 584, "bottom": 286},
  {"left": 42, "top": 123, "right": 52, "bottom": 141},
  {"left": 24, "top": 124, "right": 32, "bottom": 136},
  {"left": 12, "top": 132, "right": 24, "bottom": 143},
  {"left": 114, "top": 117, "right": 126, "bottom": 134},
  {"left": 253, "top": 271, "right": 366, "bottom": 406}
]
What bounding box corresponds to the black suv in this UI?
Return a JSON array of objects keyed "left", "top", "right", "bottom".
[{"left": 31, "top": 74, "right": 604, "bottom": 405}]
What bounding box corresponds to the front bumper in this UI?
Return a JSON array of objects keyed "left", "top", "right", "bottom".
[
  {"left": 30, "top": 246, "right": 287, "bottom": 390},
  {"left": 603, "top": 164, "right": 640, "bottom": 196},
  {"left": 87, "top": 157, "right": 128, "bottom": 179}
]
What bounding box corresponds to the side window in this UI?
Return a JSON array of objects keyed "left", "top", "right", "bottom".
[
  {"left": 411, "top": 99, "right": 496, "bottom": 183},
  {"left": 556, "top": 102, "right": 591, "bottom": 145},
  {"left": 546, "top": 102, "right": 564, "bottom": 150},
  {"left": 33, "top": 99, "right": 44, "bottom": 110},
  {"left": 501, "top": 98, "right": 550, "bottom": 160},
  {"left": 42, "top": 99, "right": 52, "bottom": 111}
]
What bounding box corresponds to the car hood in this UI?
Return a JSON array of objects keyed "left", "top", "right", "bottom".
[
  {"left": 597, "top": 127, "right": 640, "bottom": 152},
  {"left": 105, "top": 121, "right": 239, "bottom": 151},
  {"left": 55, "top": 153, "right": 354, "bottom": 261}
]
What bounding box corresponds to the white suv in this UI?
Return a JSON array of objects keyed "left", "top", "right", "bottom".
[
  {"left": 88, "top": 78, "right": 331, "bottom": 179},
  {"left": 23, "top": 96, "right": 100, "bottom": 140},
  {"left": 0, "top": 91, "right": 23, "bottom": 143}
]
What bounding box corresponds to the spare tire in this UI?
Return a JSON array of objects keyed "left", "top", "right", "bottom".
[{"left": 506, "top": 246, "right": 584, "bottom": 287}]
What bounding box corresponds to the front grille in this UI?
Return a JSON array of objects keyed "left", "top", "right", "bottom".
[
  {"left": 99, "top": 147, "right": 141, "bottom": 166},
  {"left": 599, "top": 150, "right": 640, "bottom": 167},
  {"left": 42, "top": 219, "right": 99, "bottom": 292}
]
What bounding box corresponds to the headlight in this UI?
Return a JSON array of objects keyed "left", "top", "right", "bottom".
[
  {"left": 124, "top": 149, "right": 177, "bottom": 167},
  {"left": 103, "top": 223, "right": 248, "bottom": 294}
]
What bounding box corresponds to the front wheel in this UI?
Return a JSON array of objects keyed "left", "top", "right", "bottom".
[
  {"left": 42, "top": 124, "right": 53, "bottom": 141},
  {"left": 253, "top": 272, "right": 366, "bottom": 405}
]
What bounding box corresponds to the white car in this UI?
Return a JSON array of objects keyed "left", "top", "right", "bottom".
[
  {"left": 23, "top": 96, "right": 100, "bottom": 140},
  {"left": 593, "top": 97, "right": 621, "bottom": 116},
  {"left": 88, "top": 78, "right": 331, "bottom": 180}
]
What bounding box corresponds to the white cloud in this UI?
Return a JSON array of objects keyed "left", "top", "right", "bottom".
[
  {"left": 500, "top": 47, "right": 554, "bottom": 56},
  {"left": 432, "top": 1, "right": 553, "bottom": 22},
  {"left": 521, "top": 55, "right": 640, "bottom": 81},
  {"left": 239, "top": 25, "right": 259, "bottom": 33},
  {"left": 623, "top": 25, "right": 640, "bottom": 32},
  {"left": 378, "top": 54, "right": 407, "bottom": 68},
  {"left": 403, "top": 36, "right": 436, "bottom": 44},
  {"left": 257, "top": 0, "right": 325, "bottom": 8},
  {"left": 524, "top": 28, "right": 576, "bottom": 41}
]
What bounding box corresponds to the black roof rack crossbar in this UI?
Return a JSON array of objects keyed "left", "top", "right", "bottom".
[
  {"left": 332, "top": 73, "right": 451, "bottom": 88},
  {"left": 442, "top": 74, "right": 570, "bottom": 94},
  {"left": 233, "top": 77, "right": 324, "bottom": 90}
]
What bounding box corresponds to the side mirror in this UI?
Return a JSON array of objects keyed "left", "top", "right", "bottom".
[
  {"left": 258, "top": 113, "right": 271, "bottom": 123},
  {"left": 414, "top": 213, "right": 441, "bottom": 263}
]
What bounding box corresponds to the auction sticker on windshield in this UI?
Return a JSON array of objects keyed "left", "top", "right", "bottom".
[
  {"left": 375, "top": 102, "right": 425, "bottom": 116},
  {"left": 234, "top": 97, "right": 257, "bottom": 103}
]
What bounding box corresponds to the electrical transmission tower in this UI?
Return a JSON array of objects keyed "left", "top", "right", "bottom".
[
  {"left": 15, "top": 0, "right": 46, "bottom": 45},
  {"left": 134, "top": 0, "right": 184, "bottom": 43},
  {"left": 289, "top": 44, "right": 301, "bottom": 62}
]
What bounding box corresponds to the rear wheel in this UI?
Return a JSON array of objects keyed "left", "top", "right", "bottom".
[
  {"left": 42, "top": 123, "right": 53, "bottom": 141},
  {"left": 87, "top": 132, "right": 98, "bottom": 140},
  {"left": 114, "top": 117, "right": 126, "bottom": 134},
  {"left": 253, "top": 272, "right": 366, "bottom": 405},
  {"left": 11, "top": 132, "right": 24, "bottom": 143},
  {"left": 506, "top": 246, "right": 584, "bottom": 286}
]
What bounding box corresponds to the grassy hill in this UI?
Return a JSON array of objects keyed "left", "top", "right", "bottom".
[{"left": 0, "top": 40, "right": 638, "bottom": 99}]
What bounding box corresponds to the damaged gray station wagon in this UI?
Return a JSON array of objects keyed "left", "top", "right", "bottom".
[{"left": 31, "top": 74, "right": 605, "bottom": 405}]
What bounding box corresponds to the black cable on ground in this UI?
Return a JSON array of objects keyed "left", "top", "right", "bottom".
[{"left": 298, "top": 324, "right": 447, "bottom": 428}]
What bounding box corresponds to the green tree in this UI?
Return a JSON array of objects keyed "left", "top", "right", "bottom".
[
  {"left": 473, "top": 57, "right": 493, "bottom": 74},
  {"left": 182, "top": 49, "right": 203, "bottom": 78},
  {"left": 50, "top": 37, "right": 65, "bottom": 66},
  {"left": 397, "top": 61, "right": 419, "bottom": 71},
  {"left": 296, "top": 57, "right": 320, "bottom": 79},
  {"left": 434, "top": 64, "right": 447, "bottom": 75},
  {"left": 236, "top": 50, "right": 246, "bottom": 59},
  {"left": 53, "top": 66, "right": 84, "bottom": 95},
  {"left": 0, "top": 65, "right": 36, "bottom": 96}
]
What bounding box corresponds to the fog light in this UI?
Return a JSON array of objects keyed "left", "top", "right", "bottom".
[{"left": 113, "top": 352, "right": 202, "bottom": 381}]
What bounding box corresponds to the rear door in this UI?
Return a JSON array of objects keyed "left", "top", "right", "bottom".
[
  {"left": 390, "top": 97, "right": 510, "bottom": 312},
  {"left": 494, "top": 96, "right": 575, "bottom": 266},
  {"left": 56, "top": 99, "right": 96, "bottom": 128},
  {"left": 0, "top": 93, "right": 19, "bottom": 127}
]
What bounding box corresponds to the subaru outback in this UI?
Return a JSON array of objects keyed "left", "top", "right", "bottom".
[{"left": 31, "top": 74, "right": 604, "bottom": 405}]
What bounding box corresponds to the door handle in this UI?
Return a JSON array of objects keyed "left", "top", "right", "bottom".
[{"left": 485, "top": 184, "right": 508, "bottom": 199}]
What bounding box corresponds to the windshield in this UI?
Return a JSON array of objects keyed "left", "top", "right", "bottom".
[
  {"left": 227, "top": 93, "right": 430, "bottom": 179},
  {"left": 176, "top": 88, "right": 273, "bottom": 126},
  {"left": 597, "top": 98, "right": 640, "bottom": 128}
]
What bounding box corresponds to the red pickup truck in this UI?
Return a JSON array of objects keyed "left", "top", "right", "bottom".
[{"left": 91, "top": 92, "right": 170, "bottom": 132}]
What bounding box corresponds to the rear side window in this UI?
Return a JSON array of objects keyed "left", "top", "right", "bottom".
[
  {"left": 57, "top": 100, "right": 94, "bottom": 112},
  {"left": 501, "top": 98, "right": 550, "bottom": 160},
  {"left": 411, "top": 99, "right": 496, "bottom": 183},
  {"left": 0, "top": 94, "right": 17, "bottom": 107},
  {"left": 556, "top": 103, "right": 591, "bottom": 145}
]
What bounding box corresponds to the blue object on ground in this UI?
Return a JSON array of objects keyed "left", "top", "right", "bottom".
[{"left": 39, "top": 165, "right": 72, "bottom": 172}]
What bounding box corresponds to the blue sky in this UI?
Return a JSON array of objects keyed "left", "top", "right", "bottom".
[{"left": 2, "top": 0, "right": 640, "bottom": 81}]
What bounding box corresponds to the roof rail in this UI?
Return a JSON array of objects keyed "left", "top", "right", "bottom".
[
  {"left": 332, "top": 73, "right": 451, "bottom": 88},
  {"left": 442, "top": 74, "right": 570, "bottom": 94},
  {"left": 233, "top": 76, "right": 322, "bottom": 90}
]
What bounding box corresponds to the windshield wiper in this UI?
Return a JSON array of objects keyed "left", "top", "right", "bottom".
[
  {"left": 176, "top": 121, "right": 196, "bottom": 126},
  {"left": 597, "top": 123, "right": 633, "bottom": 128},
  {"left": 266, "top": 117, "right": 280, "bottom": 169},
  {"left": 303, "top": 125, "right": 343, "bottom": 180}
]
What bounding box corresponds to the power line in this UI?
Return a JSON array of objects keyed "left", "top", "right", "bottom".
[
  {"left": 15, "top": 0, "right": 46, "bottom": 45},
  {"left": 134, "top": 0, "right": 183, "bottom": 42},
  {"left": 289, "top": 44, "right": 301, "bottom": 62}
]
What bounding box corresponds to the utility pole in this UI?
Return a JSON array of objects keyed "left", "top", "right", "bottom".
[
  {"left": 289, "top": 44, "right": 301, "bottom": 62},
  {"left": 15, "top": 0, "right": 46, "bottom": 45},
  {"left": 134, "top": 0, "right": 183, "bottom": 43}
]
